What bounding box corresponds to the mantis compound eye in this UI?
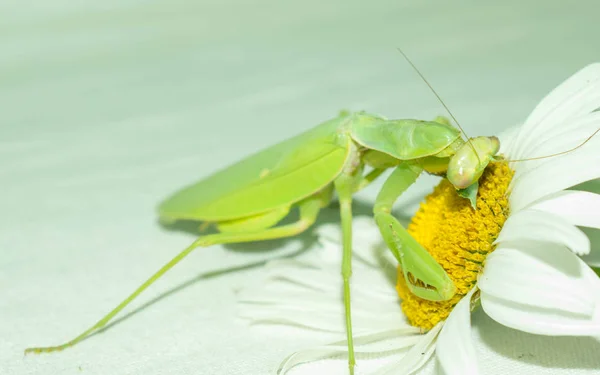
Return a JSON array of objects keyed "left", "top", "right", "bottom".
[{"left": 447, "top": 136, "right": 500, "bottom": 189}]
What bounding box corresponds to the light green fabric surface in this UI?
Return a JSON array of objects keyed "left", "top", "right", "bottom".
[{"left": 2, "top": 1, "right": 600, "bottom": 374}]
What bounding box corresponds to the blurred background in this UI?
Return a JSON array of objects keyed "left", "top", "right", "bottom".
[{"left": 2, "top": 1, "right": 600, "bottom": 374}]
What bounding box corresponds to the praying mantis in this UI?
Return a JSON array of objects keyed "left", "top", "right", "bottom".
[
  {"left": 25, "top": 48, "right": 509, "bottom": 375},
  {"left": 25, "top": 107, "right": 500, "bottom": 373}
]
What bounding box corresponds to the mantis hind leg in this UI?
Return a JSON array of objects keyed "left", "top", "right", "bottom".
[
  {"left": 373, "top": 163, "right": 456, "bottom": 301},
  {"left": 25, "top": 193, "right": 326, "bottom": 354}
]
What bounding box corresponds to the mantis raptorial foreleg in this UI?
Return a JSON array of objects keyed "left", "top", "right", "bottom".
[
  {"left": 25, "top": 195, "right": 323, "bottom": 354},
  {"left": 373, "top": 163, "right": 456, "bottom": 301}
]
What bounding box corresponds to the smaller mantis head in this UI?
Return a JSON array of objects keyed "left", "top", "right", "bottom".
[{"left": 447, "top": 136, "right": 500, "bottom": 189}]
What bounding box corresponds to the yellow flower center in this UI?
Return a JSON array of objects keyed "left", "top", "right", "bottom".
[{"left": 396, "top": 161, "right": 514, "bottom": 330}]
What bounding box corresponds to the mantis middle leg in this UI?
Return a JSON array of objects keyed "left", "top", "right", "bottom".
[
  {"left": 333, "top": 166, "right": 365, "bottom": 375},
  {"left": 373, "top": 163, "right": 456, "bottom": 302}
]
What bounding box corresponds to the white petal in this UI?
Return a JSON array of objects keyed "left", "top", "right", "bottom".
[
  {"left": 510, "top": 63, "right": 600, "bottom": 160},
  {"left": 261, "top": 260, "right": 396, "bottom": 307},
  {"left": 498, "top": 124, "right": 521, "bottom": 156},
  {"left": 509, "top": 133, "right": 600, "bottom": 212},
  {"left": 239, "top": 305, "right": 347, "bottom": 333},
  {"left": 528, "top": 190, "right": 600, "bottom": 229},
  {"left": 479, "top": 243, "right": 598, "bottom": 316},
  {"left": 481, "top": 293, "right": 600, "bottom": 336},
  {"left": 264, "top": 260, "right": 339, "bottom": 293},
  {"left": 277, "top": 328, "right": 423, "bottom": 375},
  {"left": 480, "top": 241, "right": 600, "bottom": 336},
  {"left": 509, "top": 113, "right": 600, "bottom": 178},
  {"left": 436, "top": 288, "right": 478, "bottom": 375},
  {"left": 581, "top": 227, "right": 600, "bottom": 268},
  {"left": 516, "top": 112, "right": 600, "bottom": 159},
  {"left": 239, "top": 230, "right": 404, "bottom": 335},
  {"left": 240, "top": 298, "right": 406, "bottom": 335},
  {"left": 371, "top": 323, "right": 442, "bottom": 375},
  {"left": 495, "top": 209, "right": 590, "bottom": 255}
]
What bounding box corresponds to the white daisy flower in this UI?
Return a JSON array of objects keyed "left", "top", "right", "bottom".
[{"left": 238, "top": 64, "right": 600, "bottom": 375}]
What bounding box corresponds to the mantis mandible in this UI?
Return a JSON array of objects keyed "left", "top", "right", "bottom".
[{"left": 25, "top": 107, "right": 500, "bottom": 373}]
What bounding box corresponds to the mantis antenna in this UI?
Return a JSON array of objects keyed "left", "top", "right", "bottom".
[
  {"left": 397, "top": 48, "right": 599, "bottom": 165},
  {"left": 503, "top": 127, "right": 600, "bottom": 162},
  {"left": 396, "top": 48, "right": 481, "bottom": 163}
]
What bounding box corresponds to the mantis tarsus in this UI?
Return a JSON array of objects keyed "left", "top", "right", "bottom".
[{"left": 25, "top": 108, "right": 501, "bottom": 373}]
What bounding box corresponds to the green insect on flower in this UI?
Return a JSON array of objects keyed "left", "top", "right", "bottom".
[
  {"left": 26, "top": 109, "right": 500, "bottom": 372},
  {"left": 25, "top": 59, "right": 598, "bottom": 375}
]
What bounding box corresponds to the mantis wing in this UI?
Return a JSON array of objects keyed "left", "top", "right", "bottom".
[
  {"left": 159, "top": 115, "right": 353, "bottom": 222},
  {"left": 350, "top": 119, "right": 461, "bottom": 160}
]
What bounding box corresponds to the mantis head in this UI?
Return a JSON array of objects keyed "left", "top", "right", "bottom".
[{"left": 447, "top": 136, "right": 500, "bottom": 189}]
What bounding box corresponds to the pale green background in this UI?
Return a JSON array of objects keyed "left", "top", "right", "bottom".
[{"left": 2, "top": 1, "right": 600, "bottom": 375}]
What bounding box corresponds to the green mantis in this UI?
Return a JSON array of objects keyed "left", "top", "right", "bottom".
[{"left": 25, "top": 110, "right": 500, "bottom": 374}]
